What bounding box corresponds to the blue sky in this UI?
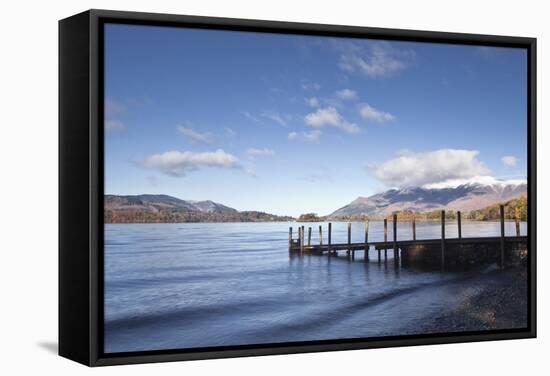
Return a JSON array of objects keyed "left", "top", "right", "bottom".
[{"left": 104, "top": 23, "right": 527, "bottom": 216}]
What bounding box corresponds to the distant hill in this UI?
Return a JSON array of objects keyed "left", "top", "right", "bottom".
[
  {"left": 329, "top": 180, "right": 527, "bottom": 219},
  {"left": 105, "top": 194, "right": 238, "bottom": 214},
  {"left": 104, "top": 194, "right": 293, "bottom": 223}
]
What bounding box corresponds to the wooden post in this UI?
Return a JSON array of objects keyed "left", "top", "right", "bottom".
[
  {"left": 307, "top": 227, "right": 312, "bottom": 246},
  {"left": 299, "top": 227, "right": 304, "bottom": 254},
  {"left": 515, "top": 208, "right": 521, "bottom": 236},
  {"left": 393, "top": 214, "right": 398, "bottom": 261},
  {"left": 288, "top": 227, "right": 293, "bottom": 251},
  {"left": 500, "top": 204, "right": 505, "bottom": 268},
  {"left": 384, "top": 219, "right": 388, "bottom": 261},
  {"left": 298, "top": 226, "right": 302, "bottom": 252},
  {"left": 412, "top": 217, "right": 416, "bottom": 241},
  {"left": 457, "top": 211, "right": 462, "bottom": 239},
  {"left": 328, "top": 222, "right": 332, "bottom": 257},
  {"left": 319, "top": 225, "right": 323, "bottom": 247},
  {"left": 365, "top": 221, "right": 369, "bottom": 262},
  {"left": 441, "top": 210, "right": 445, "bottom": 270},
  {"left": 347, "top": 222, "right": 351, "bottom": 256}
]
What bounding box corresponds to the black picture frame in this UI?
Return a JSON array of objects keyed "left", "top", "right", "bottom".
[{"left": 59, "top": 9, "right": 537, "bottom": 367}]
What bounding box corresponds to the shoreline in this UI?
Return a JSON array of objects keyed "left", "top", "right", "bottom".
[
  {"left": 413, "top": 266, "right": 528, "bottom": 333},
  {"left": 104, "top": 219, "right": 527, "bottom": 224}
]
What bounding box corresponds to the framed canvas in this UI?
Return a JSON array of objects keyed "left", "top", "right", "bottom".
[{"left": 59, "top": 9, "right": 537, "bottom": 366}]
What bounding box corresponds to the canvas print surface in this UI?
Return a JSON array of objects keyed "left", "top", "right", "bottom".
[{"left": 103, "top": 23, "right": 529, "bottom": 353}]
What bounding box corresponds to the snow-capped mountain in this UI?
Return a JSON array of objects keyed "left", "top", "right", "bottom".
[{"left": 329, "top": 178, "right": 527, "bottom": 218}]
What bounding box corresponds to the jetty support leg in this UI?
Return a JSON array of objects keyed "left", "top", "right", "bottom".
[
  {"left": 457, "top": 211, "right": 462, "bottom": 239},
  {"left": 364, "top": 221, "right": 369, "bottom": 262},
  {"left": 288, "top": 226, "right": 293, "bottom": 251},
  {"left": 515, "top": 208, "right": 521, "bottom": 236},
  {"left": 328, "top": 222, "right": 332, "bottom": 257},
  {"left": 384, "top": 219, "right": 388, "bottom": 262},
  {"left": 393, "top": 214, "right": 398, "bottom": 263},
  {"left": 500, "top": 204, "right": 505, "bottom": 268},
  {"left": 441, "top": 210, "right": 445, "bottom": 270},
  {"left": 347, "top": 222, "right": 351, "bottom": 257},
  {"left": 299, "top": 227, "right": 304, "bottom": 255}
]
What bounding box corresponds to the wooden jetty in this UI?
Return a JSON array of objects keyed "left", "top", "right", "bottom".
[{"left": 289, "top": 205, "right": 528, "bottom": 270}]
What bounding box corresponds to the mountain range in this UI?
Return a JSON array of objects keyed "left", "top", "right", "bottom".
[
  {"left": 105, "top": 194, "right": 238, "bottom": 214},
  {"left": 329, "top": 180, "right": 527, "bottom": 218},
  {"left": 105, "top": 178, "right": 527, "bottom": 223},
  {"left": 104, "top": 194, "right": 293, "bottom": 223}
]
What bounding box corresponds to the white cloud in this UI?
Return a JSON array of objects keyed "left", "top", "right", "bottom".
[
  {"left": 335, "top": 89, "right": 358, "bottom": 100},
  {"left": 301, "top": 81, "right": 321, "bottom": 91},
  {"left": 306, "top": 97, "right": 320, "bottom": 108},
  {"left": 242, "top": 111, "right": 262, "bottom": 123},
  {"left": 501, "top": 155, "right": 518, "bottom": 167},
  {"left": 336, "top": 41, "right": 414, "bottom": 78},
  {"left": 243, "top": 111, "right": 290, "bottom": 127},
  {"left": 288, "top": 130, "right": 322, "bottom": 142},
  {"left": 105, "top": 120, "right": 126, "bottom": 132},
  {"left": 304, "top": 130, "right": 322, "bottom": 142},
  {"left": 224, "top": 127, "right": 236, "bottom": 136},
  {"left": 305, "top": 107, "right": 360, "bottom": 134},
  {"left": 262, "top": 111, "right": 288, "bottom": 127},
  {"left": 369, "top": 149, "right": 491, "bottom": 187},
  {"left": 359, "top": 103, "right": 395, "bottom": 123},
  {"left": 247, "top": 147, "right": 275, "bottom": 156},
  {"left": 177, "top": 126, "right": 210, "bottom": 143},
  {"left": 143, "top": 149, "right": 240, "bottom": 177}
]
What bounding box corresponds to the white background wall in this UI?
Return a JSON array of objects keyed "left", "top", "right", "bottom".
[{"left": 0, "top": 0, "right": 547, "bottom": 374}]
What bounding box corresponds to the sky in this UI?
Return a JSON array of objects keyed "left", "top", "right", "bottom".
[{"left": 104, "top": 23, "right": 528, "bottom": 217}]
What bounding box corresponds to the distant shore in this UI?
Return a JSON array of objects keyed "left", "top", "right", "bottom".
[
  {"left": 104, "top": 211, "right": 294, "bottom": 224},
  {"left": 105, "top": 218, "right": 527, "bottom": 224}
]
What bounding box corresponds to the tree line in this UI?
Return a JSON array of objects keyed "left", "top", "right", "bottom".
[{"left": 105, "top": 210, "right": 294, "bottom": 223}]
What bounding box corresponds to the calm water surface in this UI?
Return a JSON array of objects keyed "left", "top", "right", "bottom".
[{"left": 104, "top": 220, "right": 527, "bottom": 353}]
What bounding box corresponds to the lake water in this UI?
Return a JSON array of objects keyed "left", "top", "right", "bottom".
[{"left": 104, "top": 220, "right": 528, "bottom": 353}]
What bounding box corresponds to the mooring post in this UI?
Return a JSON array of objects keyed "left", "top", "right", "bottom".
[
  {"left": 500, "top": 204, "right": 505, "bottom": 268},
  {"left": 328, "top": 222, "right": 332, "bottom": 257},
  {"left": 384, "top": 219, "right": 388, "bottom": 261},
  {"left": 457, "top": 211, "right": 462, "bottom": 239},
  {"left": 365, "top": 221, "right": 369, "bottom": 262},
  {"left": 412, "top": 217, "right": 416, "bottom": 241},
  {"left": 319, "top": 225, "right": 323, "bottom": 247},
  {"left": 288, "top": 226, "right": 293, "bottom": 251},
  {"left": 441, "top": 210, "right": 445, "bottom": 270},
  {"left": 307, "top": 227, "right": 312, "bottom": 246},
  {"left": 299, "top": 227, "right": 303, "bottom": 254},
  {"left": 298, "top": 226, "right": 300, "bottom": 242},
  {"left": 393, "top": 214, "right": 398, "bottom": 262},
  {"left": 515, "top": 208, "right": 521, "bottom": 236},
  {"left": 347, "top": 222, "right": 351, "bottom": 256}
]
